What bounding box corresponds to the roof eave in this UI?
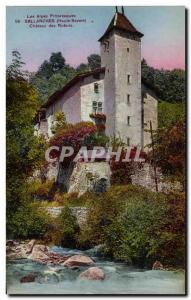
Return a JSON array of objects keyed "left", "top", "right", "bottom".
[{"left": 98, "top": 28, "right": 144, "bottom": 42}]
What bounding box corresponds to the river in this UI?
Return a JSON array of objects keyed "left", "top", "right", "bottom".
[{"left": 7, "top": 246, "right": 185, "bottom": 295}]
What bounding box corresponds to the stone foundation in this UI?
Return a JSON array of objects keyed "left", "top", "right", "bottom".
[
  {"left": 57, "top": 161, "right": 111, "bottom": 196},
  {"left": 131, "top": 163, "right": 183, "bottom": 193}
]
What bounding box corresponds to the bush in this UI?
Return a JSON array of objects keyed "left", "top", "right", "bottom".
[
  {"left": 77, "top": 185, "right": 185, "bottom": 267},
  {"left": 49, "top": 121, "right": 97, "bottom": 166},
  {"left": 29, "top": 179, "right": 57, "bottom": 200},
  {"left": 7, "top": 202, "right": 51, "bottom": 239},
  {"left": 158, "top": 101, "right": 185, "bottom": 129},
  {"left": 82, "top": 132, "right": 109, "bottom": 148},
  {"left": 57, "top": 206, "right": 79, "bottom": 247},
  {"left": 110, "top": 149, "right": 146, "bottom": 185}
]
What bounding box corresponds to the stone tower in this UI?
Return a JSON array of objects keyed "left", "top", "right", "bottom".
[{"left": 99, "top": 7, "right": 144, "bottom": 147}]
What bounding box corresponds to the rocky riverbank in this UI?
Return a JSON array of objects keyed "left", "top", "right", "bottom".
[
  {"left": 6, "top": 240, "right": 106, "bottom": 282},
  {"left": 6, "top": 244, "right": 185, "bottom": 295}
]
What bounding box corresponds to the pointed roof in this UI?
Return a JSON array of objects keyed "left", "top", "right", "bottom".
[{"left": 98, "top": 12, "right": 143, "bottom": 41}]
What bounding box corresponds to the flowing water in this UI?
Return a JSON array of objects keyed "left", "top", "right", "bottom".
[{"left": 7, "top": 246, "right": 185, "bottom": 295}]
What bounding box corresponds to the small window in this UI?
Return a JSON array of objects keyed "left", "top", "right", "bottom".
[
  {"left": 92, "top": 101, "right": 97, "bottom": 113},
  {"left": 98, "top": 102, "right": 103, "bottom": 113},
  {"left": 103, "top": 41, "right": 109, "bottom": 51},
  {"left": 127, "top": 47, "right": 129, "bottom": 52},
  {"left": 127, "top": 74, "right": 131, "bottom": 84},
  {"left": 127, "top": 94, "right": 130, "bottom": 104},
  {"left": 94, "top": 83, "right": 99, "bottom": 93},
  {"left": 127, "top": 137, "right": 130, "bottom": 147},
  {"left": 127, "top": 116, "right": 131, "bottom": 126}
]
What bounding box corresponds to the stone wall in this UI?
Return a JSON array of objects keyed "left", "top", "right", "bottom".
[
  {"left": 142, "top": 84, "right": 158, "bottom": 148},
  {"left": 44, "top": 161, "right": 182, "bottom": 196},
  {"left": 131, "top": 163, "right": 183, "bottom": 193},
  {"left": 46, "top": 206, "right": 88, "bottom": 226}
]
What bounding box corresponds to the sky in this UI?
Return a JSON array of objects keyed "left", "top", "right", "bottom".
[{"left": 6, "top": 6, "right": 185, "bottom": 71}]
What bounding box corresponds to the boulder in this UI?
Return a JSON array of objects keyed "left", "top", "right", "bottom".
[
  {"left": 28, "top": 244, "right": 49, "bottom": 262},
  {"left": 63, "top": 255, "right": 95, "bottom": 269},
  {"left": 26, "top": 239, "right": 36, "bottom": 254},
  {"left": 20, "top": 272, "right": 38, "bottom": 283},
  {"left": 152, "top": 260, "right": 164, "bottom": 270},
  {"left": 79, "top": 267, "right": 105, "bottom": 280},
  {"left": 6, "top": 240, "right": 16, "bottom": 247}
]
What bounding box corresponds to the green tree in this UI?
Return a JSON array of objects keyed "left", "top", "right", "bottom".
[
  {"left": 51, "top": 111, "right": 68, "bottom": 134},
  {"left": 7, "top": 50, "right": 25, "bottom": 79},
  {"left": 158, "top": 101, "right": 185, "bottom": 128},
  {"left": 36, "top": 52, "right": 66, "bottom": 79},
  {"left": 47, "top": 73, "right": 68, "bottom": 95},
  {"left": 87, "top": 54, "right": 101, "bottom": 70},
  {"left": 141, "top": 59, "right": 185, "bottom": 102},
  {"left": 76, "top": 63, "right": 89, "bottom": 74},
  {"left": 152, "top": 120, "right": 185, "bottom": 183},
  {"left": 6, "top": 51, "right": 46, "bottom": 234},
  {"left": 31, "top": 53, "right": 76, "bottom": 103}
]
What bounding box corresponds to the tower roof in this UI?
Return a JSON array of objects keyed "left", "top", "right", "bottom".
[{"left": 98, "top": 12, "right": 143, "bottom": 41}]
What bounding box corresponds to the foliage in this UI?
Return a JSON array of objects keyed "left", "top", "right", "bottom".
[
  {"left": 158, "top": 101, "right": 185, "bottom": 129},
  {"left": 49, "top": 121, "right": 97, "bottom": 165},
  {"left": 89, "top": 113, "right": 106, "bottom": 121},
  {"left": 29, "top": 179, "right": 56, "bottom": 201},
  {"left": 110, "top": 148, "right": 146, "bottom": 185},
  {"left": 51, "top": 111, "right": 68, "bottom": 134},
  {"left": 31, "top": 52, "right": 76, "bottom": 102},
  {"left": 152, "top": 120, "right": 185, "bottom": 183},
  {"left": 76, "top": 63, "right": 90, "bottom": 74},
  {"left": 57, "top": 206, "right": 79, "bottom": 247},
  {"left": 104, "top": 190, "right": 185, "bottom": 267},
  {"left": 77, "top": 185, "right": 185, "bottom": 267},
  {"left": 7, "top": 201, "right": 51, "bottom": 239},
  {"left": 6, "top": 51, "right": 46, "bottom": 220},
  {"left": 142, "top": 58, "right": 185, "bottom": 102},
  {"left": 82, "top": 131, "right": 109, "bottom": 148},
  {"left": 31, "top": 52, "right": 101, "bottom": 103},
  {"left": 6, "top": 50, "right": 25, "bottom": 79},
  {"left": 36, "top": 52, "right": 66, "bottom": 79},
  {"left": 87, "top": 54, "right": 101, "bottom": 70}
]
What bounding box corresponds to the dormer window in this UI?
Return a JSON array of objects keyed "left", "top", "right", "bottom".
[{"left": 94, "top": 83, "right": 99, "bottom": 93}]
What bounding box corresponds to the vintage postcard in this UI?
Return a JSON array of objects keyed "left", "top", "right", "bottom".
[{"left": 6, "top": 6, "right": 186, "bottom": 295}]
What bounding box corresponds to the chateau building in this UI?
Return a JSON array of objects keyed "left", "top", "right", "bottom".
[{"left": 36, "top": 8, "right": 158, "bottom": 148}]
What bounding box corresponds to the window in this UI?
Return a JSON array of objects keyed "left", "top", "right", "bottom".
[
  {"left": 127, "top": 94, "right": 130, "bottom": 104},
  {"left": 92, "top": 101, "right": 97, "bottom": 113},
  {"left": 98, "top": 102, "right": 103, "bottom": 113},
  {"left": 127, "top": 47, "right": 129, "bottom": 52},
  {"left": 127, "top": 137, "right": 130, "bottom": 146},
  {"left": 127, "top": 116, "right": 131, "bottom": 126},
  {"left": 127, "top": 74, "right": 131, "bottom": 84},
  {"left": 92, "top": 101, "right": 103, "bottom": 113},
  {"left": 94, "top": 83, "right": 99, "bottom": 93},
  {"left": 103, "top": 40, "right": 109, "bottom": 52}
]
